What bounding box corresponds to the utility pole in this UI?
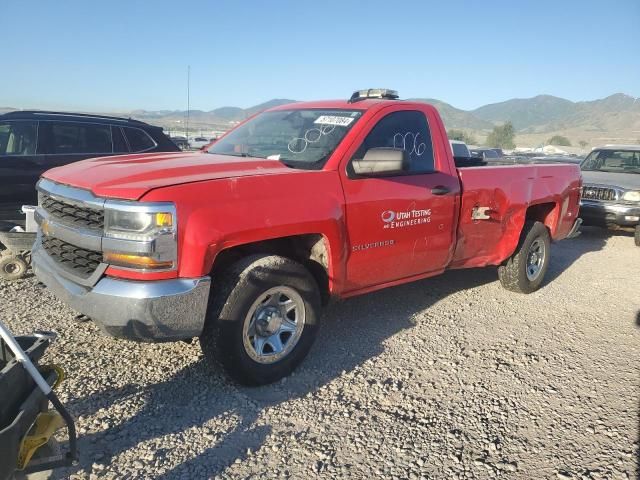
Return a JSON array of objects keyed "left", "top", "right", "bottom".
[{"left": 186, "top": 65, "right": 190, "bottom": 141}]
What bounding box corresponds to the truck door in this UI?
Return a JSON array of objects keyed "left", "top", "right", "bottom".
[{"left": 340, "top": 108, "right": 459, "bottom": 291}]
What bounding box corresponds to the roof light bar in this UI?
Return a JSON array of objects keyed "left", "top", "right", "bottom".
[{"left": 349, "top": 89, "right": 399, "bottom": 103}]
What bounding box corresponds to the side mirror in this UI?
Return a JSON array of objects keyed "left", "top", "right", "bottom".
[{"left": 352, "top": 148, "right": 408, "bottom": 176}]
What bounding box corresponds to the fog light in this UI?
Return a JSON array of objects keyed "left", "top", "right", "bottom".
[
  {"left": 624, "top": 215, "right": 639, "bottom": 222},
  {"left": 104, "top": 252, "right": 174, "bottom": 270}
]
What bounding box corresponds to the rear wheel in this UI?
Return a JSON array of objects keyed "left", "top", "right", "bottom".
[
  {"left": 635, "top": 225, "right": 640, "bottom": 247},
  {"left": 498, "top": 221, "right": 551, "bottom": 293},
  {"left": 0, "top": 255, "right": 28, "bottom": 281},
  {"left": 200, "top": 254, "right": 321, "bottom": 385}
]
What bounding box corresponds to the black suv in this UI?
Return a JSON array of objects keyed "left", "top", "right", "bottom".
[{"left": 0, "top": 111, "right": 180, "bottom": 223}]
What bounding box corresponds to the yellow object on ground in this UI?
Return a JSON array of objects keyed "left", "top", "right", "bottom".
[
  {"left": 16, "top": 364, "right": 67, "bottom": 469},
  {"left": 17, "top": 411, "right": 64, "bottom": 469}
]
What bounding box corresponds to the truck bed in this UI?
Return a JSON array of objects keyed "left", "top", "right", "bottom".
[{"left": 451, "top": 163, "right": 582, "bottom": 269}]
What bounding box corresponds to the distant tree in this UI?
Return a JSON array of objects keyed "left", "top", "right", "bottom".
[
  {"left": 578, "top": 140, "right": 588, "bottom": 148},
  {"left": 485, "top": 122, "right": 515, "bottom": 149},
  {"left": 447, "top": 129, "right": 477, "bottom": 145},
  {"left": 547, "top": 135, "right": 572, "bottom": 146}
]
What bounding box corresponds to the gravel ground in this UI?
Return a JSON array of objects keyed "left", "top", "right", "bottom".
[{"left": 2, "top": 227, "right": 639, "bottom": 480}]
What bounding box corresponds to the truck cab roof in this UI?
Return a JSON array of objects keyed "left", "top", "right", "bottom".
[
  {"left": 268, "top": 98, "right": 402, "bottom": 112},
  {"left": 267, "top": 89, "right": 421, "bottom": 113}
]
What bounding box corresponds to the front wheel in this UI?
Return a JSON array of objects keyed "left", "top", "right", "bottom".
[
  {"left": 200, "top": 254, "right": 321, "bottom": 386},
  {"left": 498, "top": 221, "right": 551, "bottom": 294}
]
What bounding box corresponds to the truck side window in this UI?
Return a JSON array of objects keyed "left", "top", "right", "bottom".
[
  {"left": 351, "top": 111, "right": 434, "bottom": 173},
  {"left": 0, "top": 121, "right": 38, "bottom": 156}
]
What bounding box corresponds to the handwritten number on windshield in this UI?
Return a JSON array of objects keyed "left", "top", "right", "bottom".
[{"left": 288, "top": 124, "right": 336, "bottom": 154}]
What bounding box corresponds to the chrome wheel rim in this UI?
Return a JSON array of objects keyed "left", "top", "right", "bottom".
[
  {"left": 242, "top": 286, "right": 306, "bottom": 364},
  {"left": 526, "top": 238, "right": 546, "bottom": 281}
]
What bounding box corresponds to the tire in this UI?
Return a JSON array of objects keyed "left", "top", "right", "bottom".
[
  {"left": 635, "top": 225, "right": 640, "bottom": 247},
  {"left": 498, "top": 221, "right": 551, "bottom": 294},
  {"left": 0, "top": 255, "right": 28, "bottom": 280},
  {"left": 199, "top": 254, "right": 321, "bottom": 386}
]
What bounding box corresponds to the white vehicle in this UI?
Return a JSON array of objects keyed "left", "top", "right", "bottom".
[{"left": 189, "top": 136, "right": 214, "bottom": 150}]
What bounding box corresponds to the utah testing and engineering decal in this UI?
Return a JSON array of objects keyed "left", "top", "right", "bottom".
[{"left": 381, "top": 209, "right": 431, "bottom": 229}]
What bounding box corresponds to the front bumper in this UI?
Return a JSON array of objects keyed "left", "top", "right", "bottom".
[
  {"left": 32, "top": 243, "right": 211, "bottom": 342},
  {"left": 579, "top": 200, "right": 640, "bottom": 228}
]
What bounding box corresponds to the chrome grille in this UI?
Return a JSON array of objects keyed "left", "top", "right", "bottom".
[
  {"left": 41, "top": 194, "right": 104, "bottom": 230},
  {"left": 581, "top": 186, "right": 618, "bottom": 202},
  {"left": 41, "top": 236, "right": 102, "bottom": 278}
]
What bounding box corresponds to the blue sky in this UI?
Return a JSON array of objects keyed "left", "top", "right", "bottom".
[{"left": 1, "top": 0, "right": 638, "bottom": 112}]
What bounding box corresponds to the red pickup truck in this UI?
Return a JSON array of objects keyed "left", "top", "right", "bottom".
[{"left": 32, "top": 89, "right": 582, "bottom": 385}]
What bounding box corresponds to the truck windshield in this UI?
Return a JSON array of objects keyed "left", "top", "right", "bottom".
[
  {"left": 581, "top": 150, "right": 640, "bottom": 174},
  {"left": 207, "top": 109, "right": 363, "bottom": 168}
]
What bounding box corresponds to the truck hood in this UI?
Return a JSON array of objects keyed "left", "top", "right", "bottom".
[
  {"left": 581, "top": 170, "right": 640, "bottom": 191},
  {"left": 43, "top": 152, "right": 295, "bottom": 200}
]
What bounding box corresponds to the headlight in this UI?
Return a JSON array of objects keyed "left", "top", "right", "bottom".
[
  {"left": 105, "top": 209, "right": 174, "bottom": 240},
  {"left": 622, "top": 191, "right": 640, "bottom": 202},
  {"left": 103, "top": 202, "right": 177, "bottom": 271}
]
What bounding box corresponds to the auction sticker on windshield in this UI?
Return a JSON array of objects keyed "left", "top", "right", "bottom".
[{"left": 314, "top": 115, "right": 355, "bottom": 127}]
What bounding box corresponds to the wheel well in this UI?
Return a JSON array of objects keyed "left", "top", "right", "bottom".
[
  {"left": 210, "top": 234, "right": 331, "bottom": 304},
  {"left": 525, "top": 202, "right": 557, "bottom": 234}
]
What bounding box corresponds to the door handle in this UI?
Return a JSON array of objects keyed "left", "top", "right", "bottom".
[{"left": 431, "top": 185, "right": 450, "bottom": 195}]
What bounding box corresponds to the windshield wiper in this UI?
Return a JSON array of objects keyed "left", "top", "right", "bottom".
[
  {"left": 209, "top": 152, "right": 264, "bottom": 158},
  {"left": 211, "top": 152, "right": 248, "bottom": 157},
  {"left": 279, "top": 159, "right": 298, "bottom": 169}
]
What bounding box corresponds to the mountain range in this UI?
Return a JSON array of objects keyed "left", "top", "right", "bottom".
[
  {"left": 122, "top": 99, "right": 296, "bottom": 128},
  {"left": 410, "top": 93, "right": 640, "bottom": 139},
  {"left": 3, "top": 93, "right": 639, "bottom": 145}
]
